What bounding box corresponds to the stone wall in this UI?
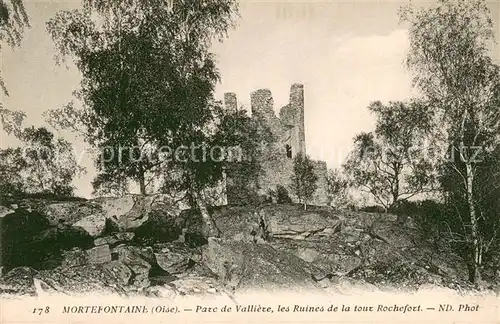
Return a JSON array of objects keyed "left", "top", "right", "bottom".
[{"left": 223, "top": 84, "right": 329, "bottom": 207}]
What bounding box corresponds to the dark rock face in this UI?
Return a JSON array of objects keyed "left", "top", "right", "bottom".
[
  {"left": 53, "top": 222, "right": 94, "bottom": 251},
  {"left": 1, "top": 208, "right": 94, "bottom": 273},
  {"left": 212, "top": 204, "right": 340, "bottom": 242},
  {"left": 211, "top": 206, "right": 265, "bottom": 242},
  {"left": 1, "top": 209, "right": 52, "bottom": 271}
]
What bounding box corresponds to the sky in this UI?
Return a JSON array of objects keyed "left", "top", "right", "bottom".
[{"left": 2, "top": 0, "right": 500, "bottom": 198}]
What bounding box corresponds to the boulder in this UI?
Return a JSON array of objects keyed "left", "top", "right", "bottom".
[
  {"left": 102, "top": 261, "right": 133, "bottom": 285},
  {"left": 98, "top": 196, "right": 136, "bottom": 220},
  {"left": 115, "top": 246, "right": 152, "bottom": 288},
  {"left": 41, "top": 201, "right": 100, "bottom": 226},
  {"left": 154, "top": 247, "right": 192, "bottom": 275},
  {"left": 201, "top": 238, "right": 323, "bottom": 293},
  {"left": 0, "top": 206, "right": 14, "bottom": 218},
  {"left": 270, "top": 237, "right": 363, "bottom": 276},
  {"left": 87, "top": 245, "right": 112, "bottom": 264},
  {"left": 211, "top": 206, "right": 267, "bottom": 242},
  {"left": 73, "top": 213, "right": 107, "bottom": 237},
  {"left": 295, "top": 247, "right": 321, "bottom": 263},
  {"left": 211, "top": 204, "right": 341, "bottom": 242},
  {"left": 102, "top": 195, "right": 160, "bottom": 232}
]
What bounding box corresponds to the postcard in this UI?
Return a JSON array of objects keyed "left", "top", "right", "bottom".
[{"left": 0, "top": 0, "right": 499, "bottom": 323}]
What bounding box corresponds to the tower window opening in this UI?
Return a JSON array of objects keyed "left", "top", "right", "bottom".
[{"left": 285, "top": 145, "right": 292, "bottom": 159}]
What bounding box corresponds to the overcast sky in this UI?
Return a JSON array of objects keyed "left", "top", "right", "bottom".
[{"left": 2, "top": 0, "right": 500, "bottom": 198}]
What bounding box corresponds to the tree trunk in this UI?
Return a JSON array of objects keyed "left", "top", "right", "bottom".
[
  {"left": 138, "top": 177, "right": 146, "bottom": 195},
  {"left": 465, "top": 161, "right": 481, "bottom": 285},
  {"left": 303, "top": 201, "right": 307, "bottom": 210},
  {"left": 192, "top": 187, "right": 220, "bottom": 238},
  {"left": 138, "top": 162, "right": 146, "bottom": 195},
  {"left": 392, "top": 165, "right": 400, "bottom": 207}
]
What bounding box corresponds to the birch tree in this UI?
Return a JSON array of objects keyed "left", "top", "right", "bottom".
[{"left": 401, "top": 0, "right": 500, "bottom": 284}]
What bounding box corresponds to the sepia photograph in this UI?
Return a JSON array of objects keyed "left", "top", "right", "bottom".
[{"left": 0, "top": 0, "right": 499, "bottom": 323}]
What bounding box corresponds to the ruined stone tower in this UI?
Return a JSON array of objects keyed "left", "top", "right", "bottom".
[
  {"left": 223, "top": 84, "right": 329, "bottom": 206},
  {"left": 224, "top": 92, "right": 238, "bottom": 112},
  {"left": 280, "top": 84, "right": 306, "bottom": 158}
]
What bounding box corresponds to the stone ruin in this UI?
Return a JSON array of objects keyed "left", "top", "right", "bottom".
[{"left": 222, "top": 84, "right": 329, "bottom": 206}]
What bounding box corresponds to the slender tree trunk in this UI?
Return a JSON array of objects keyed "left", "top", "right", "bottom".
[
  {"left": 465, "top": 161, "right": 481, "bottom": 284},
  {"left": 191, "top": 184, "right": 220, "bottom": 238},
  {"left": 138, "top": 177, "right": 146, "bottom": 195},
  {"left": 303, "top": 200, "right": 307, "bottom": 210},
  {"left": 392, "top": 165, "right": 400, "bottom": 207},
  {"left": 137, "top": 161, "right": 146, "bottom": 195}
]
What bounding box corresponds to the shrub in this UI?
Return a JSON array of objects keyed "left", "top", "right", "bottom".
[{"left": 276, "top": 185, "right": 292, "bottom": 204}]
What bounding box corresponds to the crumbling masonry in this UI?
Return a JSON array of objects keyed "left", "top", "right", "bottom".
[{"left": 222, "top": 84, "right": 329, "bottom": 206}]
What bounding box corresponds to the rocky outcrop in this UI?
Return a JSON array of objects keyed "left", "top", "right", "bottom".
[
  {"left": 263, "top": 205, "right": 341, "bottom": 239},
  {"left": 212, "top": 204, "right": 341, "bottom": 242},
  {"left": 0, "top": 200, "right": 485, "bottom": 298}
]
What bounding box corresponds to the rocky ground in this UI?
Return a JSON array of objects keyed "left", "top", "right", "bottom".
[{"left": 0, "top": 195, "right": 497, "bottom": 299}]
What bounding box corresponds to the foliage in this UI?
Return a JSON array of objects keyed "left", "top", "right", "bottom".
[
  {"left": 215, "top": 108, "right": 268, "bottom": 205},
  {"left": 290, "top": 153, "right": 318, "bottom": 210},
  {"left": 266, "top": 185, "right": 292, "bottom": 204},
  {"left": 0, "top": 0, "right": 29, "bottom": 95},
  {"left": 343, "top": 100, "right": 436, "bottom": 209},
  {"left": 325, "top": 168, "right": 351, "bottom": 208},
  {"left": 46, "top": 0, "right": 240, "bottom": 236},
  {"left": 400, "top": 0, "right": 500, "bottom": 283},
  {"left": 0, "top": 127, "right": 84, "bottom": 201},
  {"left": 0, "top": 0, "right": 29, "bottom": 140},
  {"left": 46, "top": 1, "right": 240, "bottom": 196}
]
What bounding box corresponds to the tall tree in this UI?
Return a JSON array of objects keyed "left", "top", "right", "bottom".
[
  {"left": 290, "top": 153, "right": 318, "bottom": 210},
  {"left": 47, "top": 0, "right": 240, "bottom": 236},
  {"left": 400, "top": 0, "right": 500, "bottom": 284},
  {"left": 0, "top": 0, "right": 29, "bottom": 135},
  {"left": 343, "top": 100, "right": 436, "bottom": 210}
]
